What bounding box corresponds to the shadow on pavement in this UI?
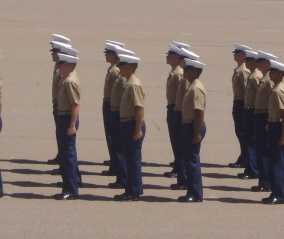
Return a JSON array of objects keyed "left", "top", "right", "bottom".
[
  {"left": 3, "top": 168, "right": 49, "bottom": 175},
  {"left": 201, "top": 163, "right": 227, "bottom": 168},
  {"left": 205, "top": 185, "right": 250, "bottom": 192},
  {"left": 202, "top": 173, "right": 236, "bottom": 179},
  {"left": 79, "top": 194, "right": 113, "bottom": 201},
  {"left": 141, "top": 195, "right": 176, "bottom": 202},
  {"left": 7, "top": 193, "right": 51, "bottom": 199},
  {"left": 143, "top": 184, "right": 169, "bottom": 190},
  {"left": 205, "top": 197, "right": 260, "bottom": 204},
  {"left": 142, "top": 162, "right": 170, "bottom": 167}
]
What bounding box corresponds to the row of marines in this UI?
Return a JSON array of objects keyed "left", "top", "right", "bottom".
[
  {"left": 102, "top": 40, "right": 207, "bottom": 202},
  {"left": 228, "top": 43, "right": 284, "bottom": 204}
]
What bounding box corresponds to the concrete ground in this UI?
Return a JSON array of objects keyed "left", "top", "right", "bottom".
[{"left": 1, "top": 0, "right": 284, "bottom": 238}]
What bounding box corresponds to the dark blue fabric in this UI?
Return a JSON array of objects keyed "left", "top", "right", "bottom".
[
  {"left": 254, "top": 113, "right": 271, "bottom": 188},
  {"left": 242, "top": 108, "right": 258, "bottom": 176},
  {"left": 56, "top": 115, "right": 81, "bottom": 196},
  {"left": 0, "top": 171, "right": 3, "bottom": 195},
  {"left": 0, "top": 117, "right": 2, "bottom": 133},
  {"left": 121, "top": 120, "right": 146, "bottom": 196},
  {"left": 167, "top": 104, "right": 178, "bottom": 171},
  {"left": 268, "top": 122, "right": 284, "bottom": 201},
  {"left": 102, "top": 101, "right": 115, "bottom": 173},
  {"left": 181, "top": 122, "right": 206, "bottom": 199},
  {"left": 110, "top": 111, "right": 127, "bottom": 186},
  {"left": 52, "top": 104, "right": 59, "bottom": 159},
  {"left": 174, "top": 110, "right": 187, "bottom": 185},
  {"left": 232, "top": 100, "right": 248, "bottom": 165}
]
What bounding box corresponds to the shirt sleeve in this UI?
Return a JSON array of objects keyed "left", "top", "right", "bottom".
[
  {"left": 275, "top": 89, "right": 284, "bottom": 110},
  {"left": 193, "top": 87, "right": 206, "bottom": 111},
  {"left": 130, "top": 84, "right": 145, "bottom": 107},
  {"left": 65, "top": 81, "right": 80, "bottom": 105}
]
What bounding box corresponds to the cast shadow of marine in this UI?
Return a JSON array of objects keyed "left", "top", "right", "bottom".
[
  {"left": 5, "top": 180, "right": 108, "bottom": 189},
  {"left": 204, "top": 185, "right": 250, "bottom": 192},
  {"left": 205, "top": 197, "right": 260, "bottom": 204},
  {"left": 201, "top": 162, "right": 227, "bottom": 168},
  {"left": 7, "top": 158, "right": 103, "bottom": 166},
  {"left": 202, "top": 172, "right": 236, "bottom": 179}
]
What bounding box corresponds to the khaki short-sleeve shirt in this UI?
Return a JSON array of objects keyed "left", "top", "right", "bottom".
[
  {"left": 52, "top": 65, "right": 62, "bottom": 104},
  {"left": 232, "top": 63, "right": 250, "bottom": 99},
  {"left": 166, "top": 66, "right": 183, "bottom": 103},
  {"left": 103, "top": 65, "right": 120, "bottom": 100},
  {"left": 182, "top": 79, "right": 206, "bottom": 121},
  {"left": 110, "top": 75, "right": 126, "bottom": 108},
  {"left": 174, "top": 78, "right": 190, "bottom": 111},
  {"left": 57, "top": 71, "right": 80, "bottom": 112},
  {"left": 255, "top": 73, "right": 274, "bottom": 110},
  {"left": 244, "top": 69, "right": 263, "bottom": 107},
  {"left": 120, "top": 75, "right": 145, "bottom": 118},
  {"left": 268, "top": 81, "right": 284, "bottom": 119}
]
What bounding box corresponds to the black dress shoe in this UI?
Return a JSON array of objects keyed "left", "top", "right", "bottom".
[
  {"left": 262, "top": 197, "right": 284, "bottom": 205},
  {"left": 169, "top": 162, "right": 175, "bottom": 168},
  {"left": 108, "top": 182, "right": 125, "bottom": 189},
  {"left": 228, "top": 163, "right": 245, "bottom": 168},
  {"left": 163, "top": 171, "right": 177, "bottom": 178},
  {"left": 170, "top": 183, "right": 188, "bottom": 190},
  {"left": 53, "top": 193, "right": 79, "bottom": 200},
  {"left": 113, "top": 194, "right": 139, "bottom": 201},
  {"left": 0, "top": 193, "right": 3, "bottom": 198},
  {"left": 251, "top": 186, "right": 271, "bottom": 192},
  {"left": 51, "top": 168, "right": 61, "bottom": 175},
  {"left": 47, "top": 158, "right": 60, "bottom": 165},
  {"left": 101, "top": 170, "right": 116, "bottom": 176},
  {"left": 56, "top": 182, "right": 83, "bottom": 188},
  {"left": 237, "top": 173, "right": 258, "bottom": 179},
  {"left": 103, "top": 160, "right": 111, "bottom": 166},
  {"left": 178, "top": 195, "right": 203, "bottom": 202}
]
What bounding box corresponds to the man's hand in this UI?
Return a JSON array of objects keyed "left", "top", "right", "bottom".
[
  {"left": 133, "top": 130, "right": 143, "bottom": 141},
  {"left": 67, "top": 126, "right": 76, "bottom": 136},
  {"left": 279, "top": 138, "right": 284, "bottom": 147},
  {"left": 192, "top": 134, "right": 202, "bottom": 144}
]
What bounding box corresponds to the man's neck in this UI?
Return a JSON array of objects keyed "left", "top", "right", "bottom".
[{"left": 171, "top": 63, "right": 179, "bottom": 70}]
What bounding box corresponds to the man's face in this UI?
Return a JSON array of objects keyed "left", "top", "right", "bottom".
[
  {"left": 166, "top": 53, "right": 180, "bottom": 66},
  {"left": 258, "top": 60, "right": 271, "bottom": 72},
  {"left": 105, "top": 51, "right": 116, "bottom": 63},
  {"left": 58, "top": 63, "right": 69, "bottom": 76},
  {"left": 233, "top": 51, "right": 245, "bottom": 63},
  {"left": 269, "top": 70, "right": 283, "bottom": 83},
  {"left": 51, "top": 50, "right": 59, "bottom": 62},
  {"left": 179, "top": 58, "right": 186, "bottom": 68},
  {"left": 118, "top": 64, "right": 128, "bottom": 77},
  {"left": 245, "top": 59, "right": 255, "bottom": 70},
  {"left": 183, "top": 67, "right": 195, "bottom": 80}
]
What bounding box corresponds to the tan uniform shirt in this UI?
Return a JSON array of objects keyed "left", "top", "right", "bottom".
[
  {"left": 58, "top": 71, "right": 80, "bottom": 112},
  {"left": 120, "top": 75, "right": 145, "bottom": 118},
  {"left": 255, "top": 72, "right": 274, "bottom": 110},
  {"left": 182, "top": 79, "right": 206, "bottom": 121},
  {"left": 244, "top": 69, "right": 263, "bottom": 107},
  {"left": 103, "top": 65, "right": 120, "bottom": 100},
  {"left": 52, "top": 65, "right": 62, "bottom": 104},
  {"left": 166, "top": 65, "right": 183, "bottom": 104},
  {"left": 174, "top": 78, "right": 190, "bottom": 111},
  {"left": 110, "top": 75, "right": 126, "bottom": 108},
  {"left": 268, "top": 81, "right": 284, "bottom": 120},
  {"left": 232, "top": 63, "right": 250, "bottom": 99}
]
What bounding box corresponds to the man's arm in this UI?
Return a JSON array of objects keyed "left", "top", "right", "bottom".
[
  {"left": 133, "top": 106, "right": 144, "bottom": 141},
  {"left": 278, "top": 109, "right": 284, "bottom": 146},
  {"left": 67, "top": 103, "right": 79, "bottom": 136},
  {"left": 192, "top": 109, "right": 204, "bottom": 144}
]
